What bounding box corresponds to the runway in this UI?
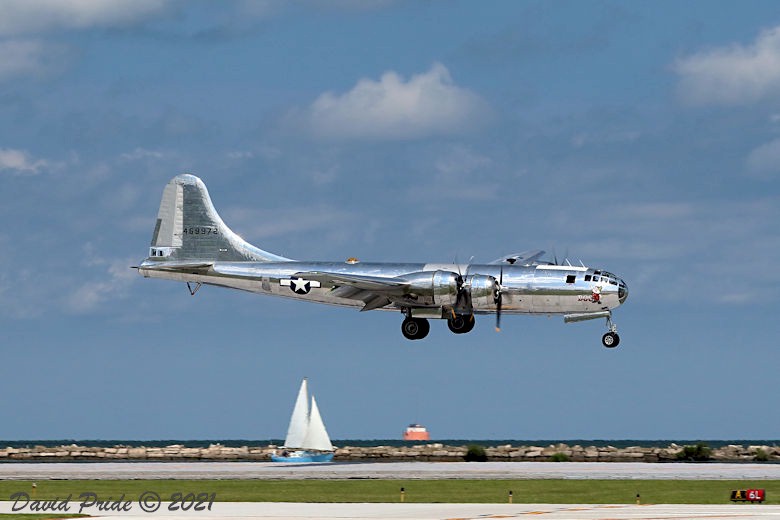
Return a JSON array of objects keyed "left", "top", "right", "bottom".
[
  {"left": 0, "top": 461, "right": 779, "bottom": 480},
  {"left": 1, "top": 501, "right": 780, "bottom": 519},
  {"left": 1, "top": 462, "right": 778, "bottom": 519}
]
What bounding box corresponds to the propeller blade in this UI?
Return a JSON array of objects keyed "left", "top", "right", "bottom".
[
  {"left": 495, "top": 298, "right": 502, "bottom": 332},
  {"left": 452, "top": 254, "right": 470, "bottom": 314},
  {"left": 495, "top": 267, "right": 503, "bottom": 332}
]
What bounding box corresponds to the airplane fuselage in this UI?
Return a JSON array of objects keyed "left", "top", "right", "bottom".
[
  {"left": 139, "top": 260, "right": 625, "bottom": 316},
  {"left": 137, "top": 174, "right": 629, "bottom": 345}
]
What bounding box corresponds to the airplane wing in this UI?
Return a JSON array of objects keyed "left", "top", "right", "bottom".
[
  {"left": 294, "top": 271, "right": 407, "bottom": 292},
  {"left": 294, "top": 271, "right": 406, "bottom": 311},
  {"left": 490, "top": 250, "right": 546, "bottom": 266}
]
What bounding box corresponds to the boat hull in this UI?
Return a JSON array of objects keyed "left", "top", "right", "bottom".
[{"left": 271, "top": 451, "right": 334, "bottom": 463}]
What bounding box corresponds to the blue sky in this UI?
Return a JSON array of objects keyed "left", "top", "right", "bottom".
[{"left": 1, "top": 0, "right": 779, "bottom": 441}]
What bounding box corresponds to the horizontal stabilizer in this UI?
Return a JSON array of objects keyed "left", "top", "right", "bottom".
[{"left": 136, "top": 261, "right": 214, "bottom": 272}]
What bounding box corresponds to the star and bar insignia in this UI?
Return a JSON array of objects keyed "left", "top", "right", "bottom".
[{"left": 279, "top": 277, "right": 321, "bottom": 295}]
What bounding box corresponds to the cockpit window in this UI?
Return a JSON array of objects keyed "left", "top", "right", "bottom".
[
  {"left": 593, "top": 276, "right": 600, "bottom": 282},
  {"left": 584, "top": 274, "right": 592, "bottom": 281}
]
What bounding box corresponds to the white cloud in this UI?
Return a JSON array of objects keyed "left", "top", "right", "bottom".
[
  {"left": 300, "top": 0, "right": 397, "bottom": 11},
  {"left": 67, "top": 256, "right": 137, "bottom": 314},
  {"left": 572, "top": 199, "right": 780, "bottom": 304},
  {"left": 429, "top": 145, "right": 497, "bottom": 200},
  {"left": 120, "top": 148, "right": 166, "bottom": 161},
  {"left": 0, "top": 39, "right": 69, "bottom": 81},
  {"left": 746, "top": 137, "right": 780, "bottom": 177},
  {"left": 0, "top": 148, "right": 49, "bottom": 175},
  {"left": 435, "top": 145, "right": 491, "bottom": 178},
  {"left": 0, "top": 0, "right": 168, "bottom": 36},
  {"left": 675, "top": 26, "right": 780, "bottom": 105},
  {"left": 225, "top": 205, "right": 355, "bottom": 240},
  {"left": 287, "top": 63, "right": 490, "bottom": 140},
  {"left": 226, "top": 150, "right": 254, "bottom": 160},
  {"left": 571, "top": 130, "right": 641, "bottom": 149},
  {"left": 0, "top": 1, "right": 167, "bottom": 81}
]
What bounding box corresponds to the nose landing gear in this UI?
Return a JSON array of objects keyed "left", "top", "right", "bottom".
[{"left": 602, "top": 315, "right": 620, "bottom": 348}]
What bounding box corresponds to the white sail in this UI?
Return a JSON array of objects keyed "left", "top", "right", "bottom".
[
  {"left": 283, "top": 379, "right": 309, "bottom": 448},
  {"left": 302, "top": 395, "right": 333, "bottom": 452}
]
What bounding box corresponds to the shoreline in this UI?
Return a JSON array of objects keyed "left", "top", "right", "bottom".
[{"left": 0, "top": 443, "right": 777, "bottom": 463}]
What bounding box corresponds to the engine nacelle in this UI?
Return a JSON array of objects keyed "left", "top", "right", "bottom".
[
  {"left": 466, "top": 274, "right": 498, "bottom": 310},
  {"left": 402, "top": 270, "right": 461, "bottom": 307}
]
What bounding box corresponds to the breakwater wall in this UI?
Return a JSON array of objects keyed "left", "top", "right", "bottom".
[{"left": 0, "top": 443, "right": 777, "bottom": 462}]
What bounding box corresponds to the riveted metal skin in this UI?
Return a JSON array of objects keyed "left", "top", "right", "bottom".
[{"left": 138, "top": 175, "right": 628, "bottom": 327}]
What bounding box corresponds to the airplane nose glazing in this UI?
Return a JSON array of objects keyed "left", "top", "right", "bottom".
[{"left": 618, "top": 279, "right": 628, "bottom": 304}]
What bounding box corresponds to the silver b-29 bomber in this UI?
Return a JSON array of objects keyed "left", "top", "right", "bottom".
[{"left": 137, "top": 175, "right": 628, "bottom": 346}]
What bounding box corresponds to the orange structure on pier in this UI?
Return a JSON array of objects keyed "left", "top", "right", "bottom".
[{"left": 403, "top": 424, "right": 430, "bottom": 441}]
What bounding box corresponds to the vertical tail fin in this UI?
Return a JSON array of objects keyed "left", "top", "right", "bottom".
[{"left": 147, "top": 174, "right": 290, "bottom": 263}]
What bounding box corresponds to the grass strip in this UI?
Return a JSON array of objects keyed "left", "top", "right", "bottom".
[{"left": 0, "top": 480, "right": 777, "bottom": 504}]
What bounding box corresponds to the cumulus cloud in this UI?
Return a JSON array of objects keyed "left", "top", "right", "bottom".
[
  {"left": 746, "top": 137, "right": 780, "bottom": 177},
  {"left": 0, "top": 148, "right": 50, "bottom": 175},
  {"left": 224, "top": 205, "right": 355, "bottom": 241},
  {"left": 675, "top": 26, "right": 780, "bottom": 105},
  {"left": 287, "top": 63, "right": 490, "bottom": 140},
  {"left": 119, "top": 148, "right": 166, "bottom": 161},
  {"left": 0, "top": 0, "right": 168, "bottom": 36},
  {"left": 0, "top": 1, "right": 167, "bottom": 81},
  {"left": 0, "top": 39, "right": 70, "bottom": 81},
  {"left": 429, "top": 145, "right": 497, "bottom": 200},
  {"left": 67, "top": 255, "right": 138, "bottom": 314},
  {"left": 572, "top": 199, "right": 780, "bottom": 304}
]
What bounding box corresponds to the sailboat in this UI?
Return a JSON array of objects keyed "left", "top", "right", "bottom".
[{"left": 271, "top": 378, "right": 335, "bottom": 463}]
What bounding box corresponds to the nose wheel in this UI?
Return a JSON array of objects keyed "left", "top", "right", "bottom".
[
  {"left": 602, "top": 331, "right": 620, "bottom": 348},
  {"left": 401, "top": 317, "right": 430, "bottom": 340},
  {"left": 602, "top": 315, "right": 620, "bottom": 348}
]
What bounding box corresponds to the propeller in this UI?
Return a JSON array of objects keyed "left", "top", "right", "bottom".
[
  {"left": 452, "top": 254, "right": 475, "bottom": 316},
  {"left": 495, "top": 266, "right": 503, "bottom": 332}
]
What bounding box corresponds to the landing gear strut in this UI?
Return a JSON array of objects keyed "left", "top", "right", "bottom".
[
  {"left": 401, "top": 317, "right": 430, "bottom": 340},
  {"left": 447, "top": 314, "right": 475, "bottom": 334},
  {"left": 601, "top": 315, "right": 620, "bottom": 348}
]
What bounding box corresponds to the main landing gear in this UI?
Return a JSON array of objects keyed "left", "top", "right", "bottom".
[
  {"left": 602, "top": 315, "right": 620, "bottom": 348},
  {"left": 447, "top": 314, "right": 475, "bottom": 334},
  {"left": 401, "top": 317, "right": 430, "bottom": 340},
  {"left": 401, "top": 313, "right": 476, "bottom": 340}
]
